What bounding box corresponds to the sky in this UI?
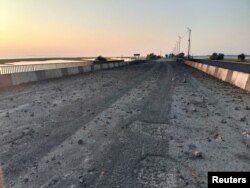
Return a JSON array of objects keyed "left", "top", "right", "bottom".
[{"left": 0, "top": 0, "right": 250, "bottom": 58}]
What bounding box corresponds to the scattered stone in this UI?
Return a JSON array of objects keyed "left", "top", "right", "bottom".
[
  {"left": 207, "top": 138, "right": 212, "bottom": 142},
  {"left": 221, "top": 119, "right": 227, "bottom": 124},
  {"left": 22, "top": 129, "right": 30, "bottom": 135},
  {"left": 245, "top": 106, "right": 250, "bottom": 110},
  {"left": 177, "top": 144, "right": 183, "bottom": 148},
  {"left": 192, "top": 108, "right": 197, "bottom": 112},
  {"left": 126, "top": 111, "right": 133, "bottom": 114},
  {"left": 234, "top": 107, "right": 240, "bottom": 110},
  {"left": 53, "top": 104, "right": 57, "bottom": 107},
  {"left": 24, "top": 178, "right": 29, "bottom": 183},
  {"left": 51, "top": 156, "right": 56, "bottom": 161},
  {"left": 193, "top": 151, "right": 203, "bottom": 158},
  {"left": 102, "top": 83, "right": 109, "bottom": 87},
  {"left": 242, "top": 132, "right": 250, "bottom": 137},
  {"left": 215, "top": 135, "right": 224, "bottom": 142},
  {"left": 78, "top": 176, "right": 85, "bottom": 184},
  {"left": 30, "top": 112, "right": 35, "bottom": 117},
  {"left": 183, "top": 78, "right": 187, "bottom": 83},
  {"left": 6, "top": 112, "right": 9, "bottom": 117},
  {"left": 240, "top": 116, "right": 246, "bottom": 122},
  {"left": 78, "top": 139, "right": 84, "bottom": 145}
]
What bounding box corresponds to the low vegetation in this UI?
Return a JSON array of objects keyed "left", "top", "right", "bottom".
[
  {"left": 238, "top": 53, "right": 245, "bottom": 62},
  {"left": 93, "top": 56, "right": 108, "bottom": 64},
  {"left": 95, "top": 56, "right": 107, "bottom": 62},
  {"left": 210, "top": 53, "right": 224, "bottom": 60},
  {"left": 146, "top": 53, "right": 161, "bottom": 60}
]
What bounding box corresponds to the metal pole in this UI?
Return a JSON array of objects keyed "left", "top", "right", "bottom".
[
  {"left": 178, "top": 36, "right": 181, "bottom": 54},
  {"left": 187, "top": 28, "right": 191, "bottom": 59}
]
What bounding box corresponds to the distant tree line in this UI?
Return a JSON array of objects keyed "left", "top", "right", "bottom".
[
  {"left": 165, "top": 53, "right": 185, "bottom": 59},
  {"left": 238, "top": 53, "right": 245, "bottom": 62},
  {"left": 146, "top": 53, "right": 162, "bottom": 60},
  {"left": 209, "top": 52, "right": 247, "bottom": 62},
  {"left": 210, "top": 53, "right": 224, "bottom": 60}
]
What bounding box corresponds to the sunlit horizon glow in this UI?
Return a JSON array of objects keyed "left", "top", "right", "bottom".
[{"left": 0, "top": 0, "right": 250, "bottom": 58}]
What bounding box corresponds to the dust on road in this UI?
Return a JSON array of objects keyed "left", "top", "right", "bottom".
[{"left": 0, "top": 61, "right": 249, "bottom": 188}]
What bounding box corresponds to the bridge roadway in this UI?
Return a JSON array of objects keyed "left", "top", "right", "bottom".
[{"left": 0, "top": 60, "right": 250, "bottom": 188}]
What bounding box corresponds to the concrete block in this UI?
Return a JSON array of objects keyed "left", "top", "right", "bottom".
[
  {"left": 185, "top": 60, "right": 250, "bottom": 92},
  {"left": 45, "top": 69, "right": 63, "bottom": 79},
  {"left": 217, "top": 68, "right": 228, "bottom": 81},
  {"left": 208, "top": 66, "right": 216, "bottom": 75},
  {"left": 93, "top": 64, "right": 101, "bottom": 71},
  {"left": 102, "top": 63, "right": 109, "bottom": 69},
  {"left": 0, "top": 74, "right": 13, "bottom": 88},
  {"left": 202, "top": 65, "right": 208, "bottom": 72},
  {"left": 61, "top": 68, "right": 69, "bottom": 76},
  {"left": 78, "top": 66, "right": 84, "bottom": 74},
  {"left": 233, "top": 72, "right": 249, "bottom": 89},
  {"left": 36, "top": 70, "right": 46, "bottom": 81},
  {"left": 83, "top": 66, "right": 92, "bottom": 72},
  {"left": 11, "top": 72, "right": 37, "bottom": 85},
  {"left": 225, "top": 70, "right": 233, "bottom": 83},
  {"left": 245, "top": 75, "right": 250, "bottom": 91},
  {"left": 109, "top": 63, "right": 114, "bottom": 68},
  {"left": 67, "top": 67, "right": 79, "bottom": 75},
  {"left": 214, "top": 67, "right": 219, "bottom": 77}
]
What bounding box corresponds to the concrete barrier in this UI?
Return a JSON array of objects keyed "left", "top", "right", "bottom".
[
  {"left": 0, "top": 60, "right": 131, "bottom": 89},
  {"left": 83, "top": 65, "right": 92, "bottom": 72},
  {"left": 93, "top": 64, "right": 101, "bottom": 71},
  {"left": 0, "top": 74, "right": 12, "bottom": 88},
  {"left": 108, "top": 63, "right": 114, "bottom": 68},
  {"left": 11, "top": 71, "right": 38, "bottom": 85},
  {"left": 102, "top": 63, "right": 109, "bottom": 69},
  {"left": 67, "top": 67, "right": 79, "bottom": 75},
  {"left": 45, "top": 69, "right": 63, "bottom": 79},
  {"left": 185, "top": 60, "right": 250, "bottom": 92}
]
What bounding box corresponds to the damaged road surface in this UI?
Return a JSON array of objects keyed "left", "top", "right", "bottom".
[{"left": 0, "top": 61, "right": 250, "bottom": 188}]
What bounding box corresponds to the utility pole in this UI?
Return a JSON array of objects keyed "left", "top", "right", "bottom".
[
  {"left": 178, "top": 36, "right": 181, "bottom": 54},
  {"left": 176, "top": 42, "right": 178, "bottom": 55},
  {"left": 187, "top": 27, "right": 191, "bottom": 59}
]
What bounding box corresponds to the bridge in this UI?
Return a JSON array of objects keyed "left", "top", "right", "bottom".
[{"left": 0, "top": 59, "right": 250, "bottom": 187}]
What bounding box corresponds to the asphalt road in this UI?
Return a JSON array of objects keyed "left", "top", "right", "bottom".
[
  {"left": 192, "top": 59, "right": 250, "bottom": 74},
  {"left": 0, "top": 60, "right": 250, "bottom": 188}
]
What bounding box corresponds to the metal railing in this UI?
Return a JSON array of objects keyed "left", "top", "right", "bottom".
[
  {"left": 0, "top": 61, "right": 92, "bottom": 75},
  {"left": 0, "top": 57, "right": 137, "bottom": 75}
]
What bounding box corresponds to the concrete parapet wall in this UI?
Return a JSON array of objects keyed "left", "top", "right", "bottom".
[
  {"left": 185, "top": 60, "right": 250, "bottom": 92},
  {"left": 93, "top": 64, "right": 101, "bottom": 71},
  {"left": 108, "top": 63, "right": 114, "bottom": 68},
  {"left": 11, "top": 72, "right": 38, "bottom": 85},
  {"left": 0, "top": 60, "right": 131, "bottom": 89},
  {"left": 83, "top": 66, "right": 92, "bottom": 72},
  {"left": 102, "top": 63, "right": 109, "bottom": 69},
  {"left": 67, "top": 67, "right": 79, "bottom": 75}
]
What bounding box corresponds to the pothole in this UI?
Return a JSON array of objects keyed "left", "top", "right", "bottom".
[{"left": 130, "top": 121, "right": 169, "bottom": 140}]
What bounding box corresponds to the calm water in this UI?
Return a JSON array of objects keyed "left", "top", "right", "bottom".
[{"left": 2, "top": 59, "right": 92, "bottom": 66}]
